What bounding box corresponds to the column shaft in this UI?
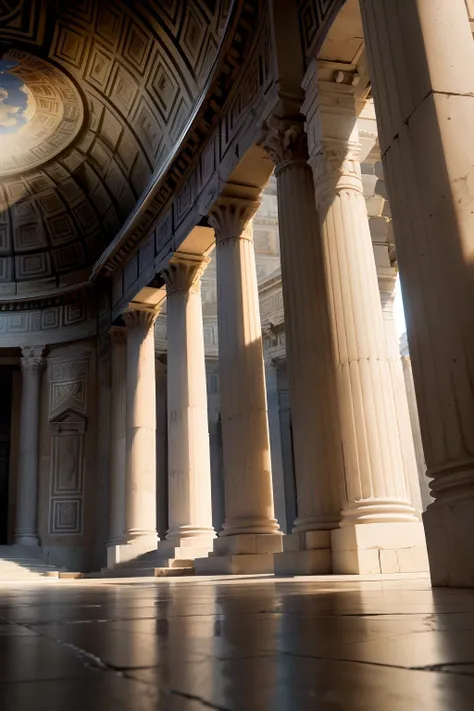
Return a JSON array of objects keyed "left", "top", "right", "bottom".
[
  {"left": 359, "top": 0, "right": 474, "bottom": 584},
  {"left": 162, "top": 254, "right": 215, "bottom": 550},
  {"left": 211, "top": 202, "right": 279, "bottom": 539},
  {"left": 15, "top": 347, "right": 44, "bottom": 546},
  {"left": 274, "top": 143, "right": 343, "bottom": 532},
  {"left": 107, "top": 328, "right": 127, "bottom": 551},
  {"left": 303, "top": 74, "right": 417, "bottom": 525},
  {"left": 123, "top": 308, "right": 159, "bottom": 552}
]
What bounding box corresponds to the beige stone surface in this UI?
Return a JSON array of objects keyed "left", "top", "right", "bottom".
[
  {"left": 160, "top": 253, "right": 215, "bottom": 555},
  {"left": 359, "top": 0, "right": 474, "bottom": 586},
  {"left": 274, "top": 550, "right": 332, "bottom": 576}
]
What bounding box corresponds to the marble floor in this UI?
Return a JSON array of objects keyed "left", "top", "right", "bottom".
[{"left": 0, "top": 574, "right": 474, "bottom": 709}]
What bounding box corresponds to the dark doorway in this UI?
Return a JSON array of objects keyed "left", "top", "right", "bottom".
[{"left": 0, "top": 370, "right": 12, "bottom": 545}]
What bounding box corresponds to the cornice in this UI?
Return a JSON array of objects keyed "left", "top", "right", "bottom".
[
  {"left": 0, "top": 281, "right": 92, "bottom": 312},
  {"left": 91, "top": 0, "right": 263, "bottom": 281}
]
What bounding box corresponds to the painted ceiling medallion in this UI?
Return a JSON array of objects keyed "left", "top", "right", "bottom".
[{"left": 0, "top": 49, "right": 84, "bottom": 177}]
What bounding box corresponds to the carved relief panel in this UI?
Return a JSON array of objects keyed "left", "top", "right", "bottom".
[{"left": 47, "top": 357, "right": 89, "bottom": 536}]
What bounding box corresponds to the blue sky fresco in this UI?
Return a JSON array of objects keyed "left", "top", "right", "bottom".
[{"left": 0, "top": 60, "right": 30, "bottom": 135}]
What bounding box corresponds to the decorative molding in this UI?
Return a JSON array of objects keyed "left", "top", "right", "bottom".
[
  {"left": 123, "top": 307, "right": 158, "bottom": 331},
  {"left": 161, "top": 253, "right": 209, "bottom": 295},
  {"left": 49, "top": 357, "right": 89, "bottom": 419},
  {"left": 309, "top": 140, "right": 363, "bottom": 201},
  {"left": 48, "top": 408, "right": 87, "bottom": 536},
  {"left": 259, "top": 119, "right": 309, "bottom": 171},
  {"left": 20, "top": 345, "right": 45, "bottom": 372},
  {"left": 91, "top": 0, "right": 265, "bottom": 278},
  {"left": 208, "top": 197, "right": 260, "bottom": 244},
  {"left": 298, "top": 0, "right": 345, "bottom": 62}
]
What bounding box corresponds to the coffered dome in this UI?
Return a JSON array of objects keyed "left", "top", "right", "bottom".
[{"left": 0, "top": 0, "right": 230, "bottom": 297}]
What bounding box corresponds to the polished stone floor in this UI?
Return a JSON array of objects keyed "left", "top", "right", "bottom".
[{"left": 1, "top": 574, "right": 474, "bottom": 709}]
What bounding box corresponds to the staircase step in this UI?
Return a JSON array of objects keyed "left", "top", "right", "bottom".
[{"left": 0, "top": 547, "right": 66, "bottom": 580}]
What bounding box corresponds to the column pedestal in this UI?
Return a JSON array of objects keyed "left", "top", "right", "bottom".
[
  {"left": 195, "top": 197, "right": 282, "bottom": 575},
  {"left": 303, "top": 62, "right": 428, "bottom": 575}
]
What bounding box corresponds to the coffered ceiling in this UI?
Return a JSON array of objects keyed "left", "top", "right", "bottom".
[{"left": 0, "top": 0, "right": 230, "bottom": 296}]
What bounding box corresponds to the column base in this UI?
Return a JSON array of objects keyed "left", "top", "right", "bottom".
[
  {"left": 155, "top": 535, "right": 215, "bottom": 565},
  {"left": 331, "top": 522, "right": 429, "bottom": 575},
  {"left": 194, "top": 533, "right": 283, "bottom": 575},
  {"left": 107, "top": 536, "right": 158, "bottom": 567},
  {"left": 423, "top": 500, "right": 474, "bottom": 588},
  {"left": 274, "top": 531, "right": 332, "bottom": 575},
  {"left": 14, "top": 534, "right": 39, "bottom": 547}
]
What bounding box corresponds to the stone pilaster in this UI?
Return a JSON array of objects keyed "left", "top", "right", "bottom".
[
  {"left": 260, "top": 118, "right": 343, "bottom": 574},
  {"left": 359, "top": 0, "right": 474, "bottom": 585},
  {"left": 15, "top": 346, "right": 45, "bottom": 546},
  {"left": 157, "top": 253, "right": 215, "bottom": 562},
  {"left": 122, "top": 306, "right": 160, "bottom": 558},
  {"left": 106, "top": 327, "right": 127, "bottom": 567},
  {"left": 195, "top": 197, "right": 282, "bottom": 574},
  {"left": 302, "top": 62, "right": 427, "bottom": 574}
]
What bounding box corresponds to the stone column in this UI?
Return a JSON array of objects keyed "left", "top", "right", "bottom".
[
  {"left": 122, "top": 307, "right": 159, "bottom": 557},
  {"left": 196, "top": 198, "right": 282, "bottom": 574},
  {"left": 106, "top": 327, "right": 127, "bottom": 567},
  {"left": 359, "top": 0, "right": 474, "bottom": 586},
  {"left": 155, "top": 356, "right": 168, "bottom": 541},
  {"left": 159, "top": 253, "right": 215, "bottom": 561},
  {"left": 15, "top": 346, "right": 45, "bottom": 546},
  {"left": 260, "top": 120, "right": 343, "bottom": 574},
  {"left": 302, "top": 62, "right": 427, "bottom": 575},
  {"left": 380, "top": 276, "right": 423, "bottom": 515},
  {"left": 265, "top": 361, "right": 287, "bottom": 533}
]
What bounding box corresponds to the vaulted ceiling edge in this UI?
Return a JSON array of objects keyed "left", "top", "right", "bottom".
[
  {"left": 0, "top": 0, "right": 234, "bottom": 306},
  {"left": 91, "top": 0, "right": 263, "bottom": 280}
]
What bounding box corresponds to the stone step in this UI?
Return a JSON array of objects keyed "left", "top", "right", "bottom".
[
  {"left": 102, "top": 565, "right": 194, "bottom": 578},
  {"left": 0, "top": 546, "right": 66, "bottom": 580}
]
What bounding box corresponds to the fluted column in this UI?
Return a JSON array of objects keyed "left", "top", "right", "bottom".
[
  {"left": 106, "top": 327, "right": 127, "bottom": 565},
  {"left": 123, "top": 307, "right": 159, "bottom": 554},
  {"left": 195, "top": 197, "right": 282, "bottom": 573},
  {"left": 359, "top": 0, "right": 474, "bottom": 585},
  {"left": 302, "top": 63, "right": 427, "bottom": 574},
  {"left": 263, "top": 118, "right": 343, "bottom": 528},
  {"left": 259, "top": 119, "right": 343, "bottom": 573},
  {"left": 380, "top": 276, "right": 423, "bottom": 514},
  {"left": 15, "top": 346, "right": 45, "bottom": 546},
  {"left": 160, "top": 254, "right": 215, "bottom": 554}
]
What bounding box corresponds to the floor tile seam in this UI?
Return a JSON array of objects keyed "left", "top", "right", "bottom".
[{"left": 278, "top": 649, "right": 474, "bottom": 675}]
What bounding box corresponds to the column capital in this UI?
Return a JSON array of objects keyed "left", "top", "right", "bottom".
[
  {"left": 258, "top": 118, "right": 309, "bottom": 172},
  {"left": 109, "top": 325, "right": 127, "bottom": 345},
  {"left": 21, "top": 346, "right": 45, "bottom": 373},
  {"left": 309, "top": 139, "right": 363, "bottom": 203},
  {"left": 123, "top": 306, "right": 158, "bottom": 332},
  {"left": 161, "top": 253, "right": 210, "bottom": 296},
  {"left": 208, "top": 197, "right": 260, "bottom": 244}
]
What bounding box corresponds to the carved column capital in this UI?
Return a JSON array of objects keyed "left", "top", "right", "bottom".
[
  {"left": 109, "top": 325, "right": 127, "bottom": 345},
  {"left": 161, "top": 254, "right": 210, "bottom": 296},
  {"left": 123, "top": 307, "right": 158, "bottom": 333},
  {"left": 259, "top": 118, "right": 309, "bottom": 172},
  {"left": 208, "top": 197, "right": 260, "bottom": 245},
  {"left": 21, "top": 346, "right": 45, "bottom": 374},
  {"left": 309, "top": 139, "right": 363, "bottom": 204}
]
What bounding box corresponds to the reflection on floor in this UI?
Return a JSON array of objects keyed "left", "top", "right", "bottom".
[{"left": 0, "top": 574, "right": 474, "bottom": 709}]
